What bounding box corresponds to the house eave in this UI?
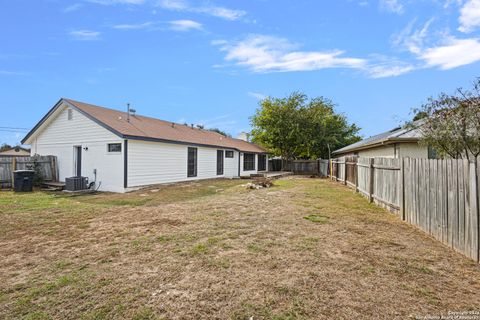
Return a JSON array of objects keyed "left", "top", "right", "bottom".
[{"left": 332, "top": 138, "right": 420, "bottom": 155}]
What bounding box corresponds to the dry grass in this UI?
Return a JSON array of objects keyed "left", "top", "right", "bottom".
[{"left": 0, "top": 177, "right": 479, "bottom": 320}]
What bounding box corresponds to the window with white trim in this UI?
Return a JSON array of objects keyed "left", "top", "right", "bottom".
[{"left": 108, "top": 143, "right": 122, "bottom": 153}]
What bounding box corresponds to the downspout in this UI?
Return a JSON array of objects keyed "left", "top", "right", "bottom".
[{"left": 124, "top": 139, "right": 128, "bottom": 189}]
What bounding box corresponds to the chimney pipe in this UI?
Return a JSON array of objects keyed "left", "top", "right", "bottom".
[{"left": 127, "top": 103, "right": 130, "bottom": 123}]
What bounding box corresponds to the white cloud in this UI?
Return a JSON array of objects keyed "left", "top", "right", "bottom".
[
  {"left": 214, "top": 35, "right": 366, "bottom": 73},
  {"left": 69, "top": 30, "right": 101, "bottom": 41},
  {"left": 87, "top": 0, "right": 145, "bottom": 4},
  {"left": 379, "top": 0, "right": 404, "bottom": 14},
  {"left": 168, "top": 20, "right": 203, "bottom": 31},
  {"left": 458, "top": 0, "right": 480, "bottom": 33},
  {"left": 158, "top": 0, "right": 188, "bottom": 10},
  {"left": 64, "top": 3, "right": 83, "bottom": 12},
  {"left": 197, "top": 6, "right": 246, "bottom": 20},
  {"left": 420, "top": 37, "right": 480, "bottom": 69},
  {"left": 113, "top": 22, "right": 155, "bottom": 30},
  {"left": 157, "top": 0, "right": 246, "bottom": 21},
  {"left": 393, "top": 18, "right": 434, "bottom": 54},
  {"left": 247, "top": 92, "right": 267, "bottom": 100},
  {"left": 393, "top": 19, "right": 480, "bottom": 70},
  {"left": 0, "top": 70, "right": 27, "bottom": 76},
  {"left": 367, "top": 62, "right": 415, "bottom": 78}
]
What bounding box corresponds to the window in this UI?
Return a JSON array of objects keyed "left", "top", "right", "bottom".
[
  {"left": 243, "top": 153, "right": 255, "bottom": 171},
  {"left": 258, "top": 154, "right": 267, "bottom": 171},
  {"left": 67, "top": 109, "right": 73, "bottom": 120},
  {"left": 187, "top": 147, "right": 197, "bottom": 177},
  {"left": 108, "top": 143, "right": 122, "bottom": 153},
  {"left": 225, "top": 150, "right": 234, "bottom": 158},
  {"left": 428, "top": 145, "right": 438, "bottom": 159},
  {"left": 217, "top": 150, "right": 224, "bottom": 175}
]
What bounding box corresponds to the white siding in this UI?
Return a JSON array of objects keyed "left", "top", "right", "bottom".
[
  {"left": 127, "top": 140, "right": 240, "bottom": 187},
  {"left": 32, "top": 104, "right": 125, "bottom": 192}
]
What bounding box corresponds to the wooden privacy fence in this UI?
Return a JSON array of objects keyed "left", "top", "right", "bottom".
[
  {"left": 330, "top": 156, "right": 480, "bottom": 262},
  {"left": 0, "top": 156, "right": 58, "bottom": 189},
  {"left": 284, "top": 159, "right": 330, "bottom": 177}
]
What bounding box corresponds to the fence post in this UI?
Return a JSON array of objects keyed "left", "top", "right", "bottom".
[
  {"left": 355, "top": 160, "right": 359, "bottom": 192},
  {"left": 344, "top": 158, "right": 347, "bottom": 186},
  {"left": 11, "top": 157, "right": 16, "bottom": 189},
  {"left": 473, "top": 160, "right": 480, "bottom": 262},
  {"left": 369, "top": 158, "right": 374, "bottom": 203},
  {"left": 399, "top": 157, "right": 405, "bottom": 220}
]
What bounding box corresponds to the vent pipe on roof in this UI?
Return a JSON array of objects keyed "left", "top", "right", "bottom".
[{"left": 126, "top": 103, "right": 136, "bottom": 123}]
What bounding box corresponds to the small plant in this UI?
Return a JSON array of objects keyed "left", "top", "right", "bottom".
[{"left": 27, "top": 157, "right": 44, "bottom": 186}]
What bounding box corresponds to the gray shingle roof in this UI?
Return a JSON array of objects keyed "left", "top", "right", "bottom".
[{"left": 333, "top": 121, "right": 423, "bottom": 155}]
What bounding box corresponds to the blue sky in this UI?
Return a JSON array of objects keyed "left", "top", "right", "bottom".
[{"left": 1, "top": 0, "right": 480, "bottom": 145}]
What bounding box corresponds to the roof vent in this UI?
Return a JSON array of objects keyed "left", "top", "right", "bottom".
[
  {"left": 126, "top": 103, "right": 136, "bottom": 122},
  {"left": 171, "top": 122, "right": 175, "bottom": 128}
]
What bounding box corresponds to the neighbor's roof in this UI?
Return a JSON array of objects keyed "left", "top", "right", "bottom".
[
  {"left": 22, "top": 98, "right": 267, "bottom": 153},
  {"left": 332, "top": 121, "right": 423, "bottom": 155},
  {"left": 0, "top": 146, "right": 31, "bottom": 156}
]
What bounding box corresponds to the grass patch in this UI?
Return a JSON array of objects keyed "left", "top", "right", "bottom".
[
  {"left": 247, "top": 242, "right": 268, "bottom": 253},
  {"left": 191, "top": 243, "right": 209, "bottom": 255},
  {"left": 103, "top": 198, "right": 152, "bottom": 207},
  {"left": 0, "top": 192, "right": 96, "bottom": 215},
  {"left": 23, "top": 311, "right": 51, "bottom": 320},
  {"left": 131, "top": 237, "right": 153, "bottom": 252},
  {"left": 303, "top": 214, "right": 329, "bottom": 224},
  {"left": 132, "top": 307, "right": 157, "bottom": 320}
]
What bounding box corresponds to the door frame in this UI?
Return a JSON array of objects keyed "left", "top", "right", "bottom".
[
  {"left": 217, "top": 150, "right": 224, "bottom": 175},
  {"left": 73, "top": 145, "right": 82, "bottom": 177}
]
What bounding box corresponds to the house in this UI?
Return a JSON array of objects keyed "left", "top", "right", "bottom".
[
  {"left": 21, "top": 98, "right": 268, "bottom": 192},
  {"left": 0, "top": 146, "right": 30, "bottom": 157},
  {"left": 332, "top": 121, "right": 435, "bottom": 159}
]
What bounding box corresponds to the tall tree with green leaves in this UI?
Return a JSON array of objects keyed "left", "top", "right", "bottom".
[{"left": 250, "top": 92, "right": 360, "bottom": 160}]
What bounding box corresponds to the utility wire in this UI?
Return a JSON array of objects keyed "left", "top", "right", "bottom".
[{"left": 0, "top": 126, "right": 29, "bottom": 130}]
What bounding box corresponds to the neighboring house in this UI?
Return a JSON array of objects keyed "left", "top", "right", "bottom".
[
  {"left": 22, "top": 98, "right": 268, "bottom": 192},
  {"left": 0, "top": 146, "right": 30, "bottom": 157},
  {"left": 332, "top": 121, "right": 435, "bottom": 159}
]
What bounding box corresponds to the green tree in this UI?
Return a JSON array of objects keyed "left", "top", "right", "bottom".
[
  {"left": 0, "top": 143, "right": 13, "bottom": 152},
  {"left": 207, "top": 128, "right": 231, "bottom": 137},
  {"left": 250, "top": 92, "right": 360, "bottom": 160},
  {"left": 412, "top": 78, "right": 480, "bottom": 160}
]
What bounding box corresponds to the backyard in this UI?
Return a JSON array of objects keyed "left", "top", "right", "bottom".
[{"left": 0, "top": 177, "right": 479, "bottom": 319}]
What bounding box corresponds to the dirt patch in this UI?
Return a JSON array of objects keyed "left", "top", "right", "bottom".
[{"left": 0, "top": 177, "right": 479, "bottom": 319}]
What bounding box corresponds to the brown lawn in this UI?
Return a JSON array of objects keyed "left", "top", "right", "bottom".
[{"left": 0, "top": 177, "right": 479, "bottom": 320}]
